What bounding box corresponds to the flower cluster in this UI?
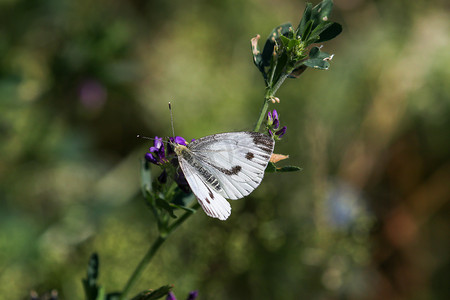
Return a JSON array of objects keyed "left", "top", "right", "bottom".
[
  {"left": 145, "top": 136, "right": 168, "bottom": 165},
  {"left": 145, "top": 136, "right": 188, "bottom": 165},
  {"left": 267, "top": 109, "right": 287, "bottom": 140},
  {"left": 144, "top": 135, "right": 191, "bottom": 189}
]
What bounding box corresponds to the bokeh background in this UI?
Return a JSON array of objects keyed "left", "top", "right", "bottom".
[{"left": 1, "top": 0, "right": 449, "bottom": 299}]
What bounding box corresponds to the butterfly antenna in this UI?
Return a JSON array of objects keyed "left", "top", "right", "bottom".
[
  {"left": 169, "top": 102, "right": 175, "bottom": 138},
  {"left": 137, "top": 134, "right": 171, "bottom": 146},
  {"left": 136, "top": 134, "right": 155, "bottom": 141},
  {"left": 138, "top": 103, "right": 175, "bottom": 145}
]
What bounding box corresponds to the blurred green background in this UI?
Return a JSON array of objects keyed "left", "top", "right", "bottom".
[{"left": 1, "top": 0, "right": 449, "bottom": 299}]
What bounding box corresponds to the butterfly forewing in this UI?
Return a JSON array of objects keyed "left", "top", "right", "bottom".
[
  {"left": 186, "top": 131, "right": 274, "bottom": 200},
  {"left": 176, "top": 131, "right": 274, "bottom": 220}
]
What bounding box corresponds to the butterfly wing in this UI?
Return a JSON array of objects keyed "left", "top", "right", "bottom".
[
  {"left": 188, "top": 131, "right": 274, "bottom": 200},
  {"left": 178, "top": 155, "right": 231, "bottom": 220}
]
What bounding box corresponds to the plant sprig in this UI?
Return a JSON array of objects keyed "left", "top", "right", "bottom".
[
  {"left": 82, "top": 1, "right": 341, "bottom": 299},
  {"left": 252, "top": 0, "right": 341, "bottom": 132}
]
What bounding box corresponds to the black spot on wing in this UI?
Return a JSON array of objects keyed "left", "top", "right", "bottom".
[
  {"left": 257, "top": 145, "right": 273, "bottom": 153},
  {"left": 246, "top": 152, "right": 255, "bottom": 160},
  {"left": 248, "top": 132, "right": 274, "bottom": 154},
  {"left": 198, "top": 199, "right": 212, "bottom": 215},
  {"left": 218, "top": 165, "right": 242, "bottom": 175},
  {"left": 204, "top": 185, "right": 214, "bottom": 204}
]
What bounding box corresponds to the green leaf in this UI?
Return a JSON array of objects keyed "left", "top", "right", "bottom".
[
  {"left": 279, "top": 35, "right": 290, "bottom": 48},
  {"left": 288, "top": 65, "right": 307, "bottom": 78},
  {"left": 297, "top": 0, "right": 341, "bottom": 44},
  {"left": 171, "top": 187, "right": 194, "bottom": 208},
  {"left": 170, "top": 203, "right": 197, "bottom": 213},
  {"left": 265, "top": 162, "right": 277, "bottom": 173},
  {"left": 251, "top": 35, "right": 264, "bottom": 74},
  {"left": 272, "top": 52, "right": 288, "bottom": 85},
  {"left": 301, "top": 46, "right": 333, "bottom": 70},
  {"left": 130, "top": 285, "right": 173, "bottom": 300},
  {"left": 140, "top": 159, "right": 152, "bottom": 196},
  {"left": 313, "top": 0, "right": 334, "bottom": 22},
  {"left": 82, "top": 253, "right": 101, "bottom": 300},
  {"left": 316, "top": 22, "right": 342, "bottom": 42},
  {"left": 309, "top": 46, "right": 331, "bottom": 59},
  {"left": 171, "top": 188, "right": 197, "bottom": 213},
  {"left": 309, "top": 46, "right": 320, "bottom": 57},
  {"left": 302, "top": 58, "right": 330, "bottom": 70},
  {"left": 287, "top": 38, "right": 300, "bottom": 51},
  {"left": 306, "top": 21, "right": 334, "bottom": 43},
  {"left": 265, "top": 162, "right": 303, "bottom": 173},
  {"left": 156, "top": 198, "right": 177, "bottom": 218},
  {"left": 261, "top": 23, "right": 292, "bottom": 66},
  {"left": 301, "top": 19, "right": 315, "bottom": 42},
  {"left": 297, "top": 3, "right": 313, "bottom": 37},
  {"left": 276, "top": 165, "right": 303, "bottom": 172}
]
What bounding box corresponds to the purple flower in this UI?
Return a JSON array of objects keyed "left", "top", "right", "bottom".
[
  {"left": 158, "top": 169, "right": 168, "bottom": 183},
  {"left": 145, "top": 136, "right": 167, "bottom": 165},
  {"left": 272, "top": 110, "right": 280, "bottom": 129},
  {"left": 267, "top": 110, "right": 280, "bottom": 129},
  {"left": 267, "top": 110, "right": 286, "bottom": 139},
  {"left": 275, "top": 126, "right": 287, "bottom": 138},
  {"left": 167, "top": 136, "right": 188, "bottom": 155},
  {"left": 267, "top": 110, "right": 274, "bottom": 124},
  {"left": 175, "top": 169, "right": 190, "bottom": 193},
  {"left": 172, "top": 136, "right": 187, "bottom": 146},
  {"left": 166, "top": 292, "right": 176, "bottom": 300},
  {"left": 166, "top": 291, "right": 198, "bottom": 300},
  {"left": 186, "top": 291, "right": 198, "bottom": 300}
]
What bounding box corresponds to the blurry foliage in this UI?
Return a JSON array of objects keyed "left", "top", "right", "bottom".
[{"left": 0, "top": 0, "right": 449, "bottom": 299}]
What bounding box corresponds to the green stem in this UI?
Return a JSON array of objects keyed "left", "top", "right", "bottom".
[
  {"left": 168, "top": 203, "right": 200, "bottom": 232},
  {"left": 253, "top": 96, "right": 270, "bottom": 132},
  {"left": 272, "top": 72, "right": 289, "bottom": 95},
  {"left": 119, "top": 203, "right": 200, "bottom": 300},
  {"left": 253, "top": 71, "right": 291, "bottom": 132},
  {"left": 119, "top": 235, "right": 166, "bottom": 300}
]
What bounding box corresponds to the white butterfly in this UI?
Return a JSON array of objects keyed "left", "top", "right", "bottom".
[{"left": 173, "top": 131, "right": 274, "bottom": 220}]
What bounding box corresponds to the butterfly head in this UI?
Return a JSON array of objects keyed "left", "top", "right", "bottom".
[{"left": 173, "top": 144, "right": 188, "bottom": 157}]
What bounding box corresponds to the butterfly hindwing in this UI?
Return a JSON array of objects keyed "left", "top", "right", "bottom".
[{"left": 178, "top": 156, "right": 231, "bottom": 220}]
